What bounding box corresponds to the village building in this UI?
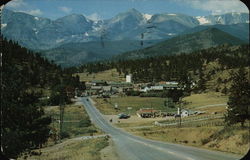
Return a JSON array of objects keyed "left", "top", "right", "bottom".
[
  {"left": 126, "top": 74, "right": 132, "bottom": 83},
  {"left": 137, "top": 108, "right": 160, "bottom": 118},
  {"left": 181, "top": 109, "right": 189, "bottom": 117}
]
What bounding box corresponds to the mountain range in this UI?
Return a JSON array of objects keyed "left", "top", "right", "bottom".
[
  {"left": 115, "top": 28, "right": 246, "bottom": 60},
  {"left": 1, "top": 8, "right": 249, "bottom": 66}
]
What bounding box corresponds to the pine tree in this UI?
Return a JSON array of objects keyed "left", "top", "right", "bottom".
[
  {"left": 225, "top": 67, "right": 250, "bottom": 127},
  {"left": 1, "top": 38, "right": 51, "bottom": 158}
]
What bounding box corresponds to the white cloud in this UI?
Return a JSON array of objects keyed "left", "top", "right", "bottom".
[
  {"left": 175, "top": 0, "right": 249, "bottom": 14},
  {"left": 19, "top": 9, "right": 43, "bottom": 16},
  {"left": 6, "top": 0, "right": 43, "bottom": 16},
  {"left": 59, "top": 6, "right": 72, "bottom": 14},
  {"left": 6, "top": 0, "right": 26, "bottom": 9},
  {"left": 27, "top": 9, "right": 43, "bottom": 16},
  {"left": 87, "top": 13, "right": 102, "bottom": 21}
]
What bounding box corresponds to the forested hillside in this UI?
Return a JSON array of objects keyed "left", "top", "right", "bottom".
[
  {"left": 1, "top": 36, "right": 83, "bottom": 159},
  {"left": 115, "top": 28, "right": 246, "bottom": 60},
  {"left": 77, "top": 44, "right": 249, "bottom": 91}
]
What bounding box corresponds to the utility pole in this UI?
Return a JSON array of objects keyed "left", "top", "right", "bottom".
[
  {"left": 58, "top": 82, "right": 65, "bottom": 143},
  {"left": 179, "top": 97, "right": 183, "bottom": 127},
  {"left": 59, "top": 104, "right": 64, "bottom": 142}
]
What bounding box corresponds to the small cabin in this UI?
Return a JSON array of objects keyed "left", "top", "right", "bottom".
[{"left": 137, "top": 108, "right": 159, "bottom": 118}]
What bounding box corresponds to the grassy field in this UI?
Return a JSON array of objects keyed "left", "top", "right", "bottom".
[
  {"left": 45, "top": 104, "right": 103, "bottom": 139},
  {"left": 18, "top": 104, "right": 109, "bottom": 160},
  {"left": 126, "top": 124, "right": 249, "bottom": 155},
  {"left": 93, "top": 96, "right": 174, "bottom": 115},
  {"left": 183, "top": 92, "right": 228, "bottom": 109},
  {"left": 75, "top": 69, "right": 125, "bottom": 82},
  {"left": 18, "top": 137, "right": 109, "bottom": 160}
]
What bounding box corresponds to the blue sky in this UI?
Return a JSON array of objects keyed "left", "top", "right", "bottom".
[{"left": 5, "top": 0, "right": 249, "bottom": 20}]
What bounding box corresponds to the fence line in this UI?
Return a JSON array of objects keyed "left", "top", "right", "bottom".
[{"left": 155, "top": 114, "right": 224, "bottom": 127}]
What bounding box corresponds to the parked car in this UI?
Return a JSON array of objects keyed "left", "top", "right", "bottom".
[{"left": 118, "top": 113, "right": 130, "bottom": 119}]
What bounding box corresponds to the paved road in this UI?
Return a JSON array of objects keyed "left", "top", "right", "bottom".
[{"left": 79, "top": 97, "right": 242, "bottom": 160}]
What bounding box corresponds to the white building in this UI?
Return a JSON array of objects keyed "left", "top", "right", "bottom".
[
  {"left": 151, "top": 86, "right": 164, "bottom": 91},
  {"left": 126, "top": 74, "right": 132, "bottom": 83},
  {"left": 140, "top": 86, "right": 150, "bottom": 92},
  {"left": 181, "top": 110, "right": 189, "bottom": 117}
]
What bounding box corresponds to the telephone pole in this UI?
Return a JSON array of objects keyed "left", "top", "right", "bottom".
[
  {"left": 179, "top": 97, "right": 183, "bottom": 127},
  {"left": 59, "top": 104, "right": 64, "bottom": 142}
]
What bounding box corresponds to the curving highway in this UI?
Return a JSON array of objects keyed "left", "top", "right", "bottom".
[{"left": 79, "top": 97, "right": 242, "bottom": 160}]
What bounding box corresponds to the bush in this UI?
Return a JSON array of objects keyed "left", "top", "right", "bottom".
[
  {"left": 83, "top": 128, "right": 98, "bottom": 134},
  {"left": 201, "top": 138, "right": 210, "bottom": 145},
  {"left": 60, "top": 131, "right": 70, "bottom": 139},
  {"left": 140, "top": 92, "right": 162, "bottom": 97},
  {"left": 221, "top": 87, "right": 228, "bottom": 94},
  {"left": 183, "top": 140, "right": 188, "bottom": 143},
  {"left": 125, "top": 91, "right": 141, "bottom": 96},
  {"left": 241, "top": 133, "right": 249, "bottom": 145},
  {"left": 78, "top": 119, "right": 91, "bottom": 127}
]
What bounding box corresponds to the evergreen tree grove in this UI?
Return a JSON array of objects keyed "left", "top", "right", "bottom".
[
  {"left": 1, "top": 37, "right": 52, "bottom": 158},
  {"left": 225, "top": 67, "right": 250, "bottom": 127}
]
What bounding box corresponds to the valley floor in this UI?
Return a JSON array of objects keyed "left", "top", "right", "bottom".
[{"left": 93, "top": 92, "right": 249, "bottom": 156}]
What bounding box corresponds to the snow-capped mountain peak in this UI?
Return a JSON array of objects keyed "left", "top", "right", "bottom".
[
  {"left": 1, "top": 8, "right": 249, "bottom": 50},
  {"left": 167, "top": 14, "right": 177, "bottom": 16},
  {"left": 143, "top": 13, "right": 152, "bottom": 20},
  {"left": 196, "top": 16, "right": 211, "bottom": 25}
]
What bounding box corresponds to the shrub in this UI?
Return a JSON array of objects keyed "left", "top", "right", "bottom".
[
  {"left": 201, "top": 138, "right": 210, "bottom": 145},
  {"left": 241, "top": 133, "right": 249, "bottom": 144},
  {"left": 78, "top": 119, "right": 91, "bottom": 127},
  {"left": 221, "top": 87, "right": 228, "bottom": 94},
  {"left": 60, "top": 131, "right": 70, "bottom": 139},
  {"left": 83, "top": 128, "right": 98, "bottom": 134},
  {"left": 183, "top": 140, "right": 188, "bottom": 143},
  {"left": 125, "top": 91, "right": 141, "bottom": 96},
  {"left": 140, "top": 92, "right": 161, "bottom": 97}
]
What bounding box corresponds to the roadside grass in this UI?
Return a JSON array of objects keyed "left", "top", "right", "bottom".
[
  {"left": 98, "top": 92, "right": 249, "bottom": 155},
  {"left": 128, "top": 124, "right": 249, "bottom": 155},
  {"left": 18, "top": 137, "right": 109, "bottom": 160},
  {"left": 115, "top": 121, "right": 154, "bottom": 128},
  {"left": 158, "top": 114, "right": 224, "bottom": 127},
  {"left": 75, "top": 68, "right": 125, "bottom": 82},
  {"left": 18, "top": 104, "right": 108, "bottom": 160},
  {"left": 182, "top": 92, "right": 228, "bottom": 109},
  {"left": 198, "top": 106, "right": 227, "bottom": 114},
  {"left": 93, "top": 96, "right": 173, "bottom": 115},
  {"left": 44, "top": 104, "right": 103, "bottom": 140}
]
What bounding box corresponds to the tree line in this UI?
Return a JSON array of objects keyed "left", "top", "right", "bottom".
[
  {"left": 1, "top": 36, "right": 83, "bottom": 159},
  {"left": 76, "top": 44, "right": 249, "bottom": 85}
]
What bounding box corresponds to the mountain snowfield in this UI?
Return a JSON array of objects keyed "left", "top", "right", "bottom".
[{"left": 196, "top": 12, "right": 249, "bottom": 25}]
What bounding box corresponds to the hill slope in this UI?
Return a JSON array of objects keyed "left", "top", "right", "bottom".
[
  {"left": 40, "top": 40, "right": 162, "bottom": 67},
  {"left": 182, "top": 23, "right": 249, "bottom": 42},
  {"left": 116, "top": 28, "right": 246, "bottom": 59}
]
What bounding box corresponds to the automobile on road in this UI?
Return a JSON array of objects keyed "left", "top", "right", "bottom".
[{"left": 117, "top": 113, "right": 130, "bottom": 119}]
